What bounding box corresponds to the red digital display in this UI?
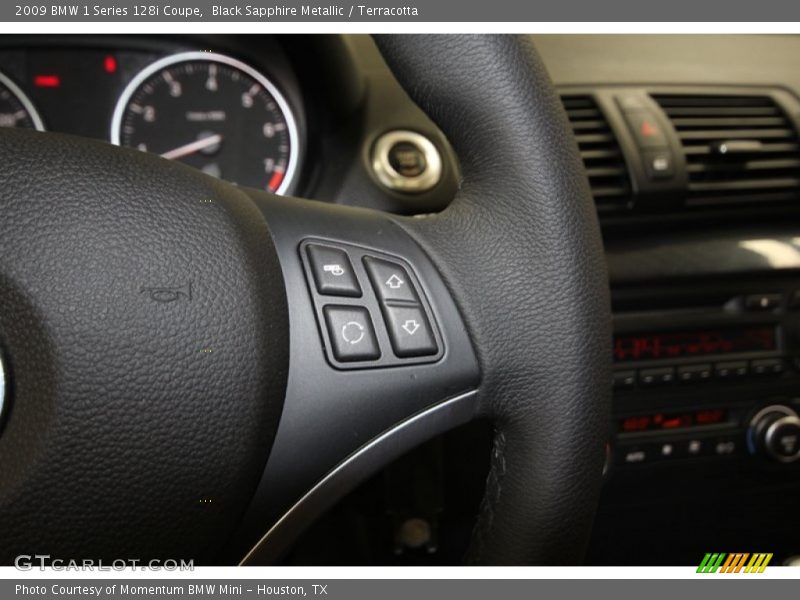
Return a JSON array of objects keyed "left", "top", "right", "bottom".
[
  {"left": 614, "top": 326, "right": 776, "bottom": 363},
  {"left": 621, "top": 409, "right": 728, "bottom": 433}
]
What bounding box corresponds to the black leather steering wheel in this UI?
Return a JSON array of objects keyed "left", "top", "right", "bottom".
[{"left": 0, "top": 35, "right": 611, "bottom": 565}]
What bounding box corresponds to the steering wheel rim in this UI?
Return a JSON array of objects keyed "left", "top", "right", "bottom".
[
  {"left": 375, "top": 35, "right": 612, "bottom": 564},
  {"left": 0, "top": 34, "right": 611, "bottom": 566}
]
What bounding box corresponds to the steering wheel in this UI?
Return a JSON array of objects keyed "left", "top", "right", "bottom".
[{"left": 0, "top": 35, "right": 610, "bottom": 565}]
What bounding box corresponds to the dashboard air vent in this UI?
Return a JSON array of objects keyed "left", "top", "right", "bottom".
[
  {"left": 561, "top": 95, "right": 632, "bottom": 212},
  {"left": 653, "top": 94, "right": 800, "bottom": 207}
]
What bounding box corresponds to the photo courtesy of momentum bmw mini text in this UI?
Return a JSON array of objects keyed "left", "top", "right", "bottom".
[{"left": 1, "top": 0, "right": 800, "bottom": 598}]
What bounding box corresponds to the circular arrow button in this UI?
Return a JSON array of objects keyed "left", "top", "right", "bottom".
[{"left": 342, "top": 321, "right": 366, "bottom": 345}]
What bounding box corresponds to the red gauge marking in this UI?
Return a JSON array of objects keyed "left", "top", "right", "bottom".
[{"left": 268, "top": 170, "right": 284, "bottom": 192}]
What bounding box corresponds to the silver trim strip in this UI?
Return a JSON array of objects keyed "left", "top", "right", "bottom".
[
  {"left": 0, "top": 70, "right": 45, "bottom": 131},
  {"left": 110, "top": 51, "right": 300, "bottom": 196},
  {"left": 239, "top": 389, "right": 478, "bottom": 565}
]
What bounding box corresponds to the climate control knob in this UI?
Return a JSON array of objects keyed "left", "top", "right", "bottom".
[{"left": 748, "top": 405, "right": 800, "bottom": 463}]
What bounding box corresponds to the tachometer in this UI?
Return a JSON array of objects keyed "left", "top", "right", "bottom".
[
  {"left": 0, "top": 70, "right": 45, "bottom": 130},
  {"left": 111, "top": 52, "right": 299, "bottom": 194}
]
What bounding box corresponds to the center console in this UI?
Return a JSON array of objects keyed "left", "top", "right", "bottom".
[
  {"left": 590, "top": 263, "right": 800, "bottom": 565},
  {"left": 611, "top": 279, "right": 800, "bottom": 470}
]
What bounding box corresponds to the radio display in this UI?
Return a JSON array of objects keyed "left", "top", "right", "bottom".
[
  {"left": 614, "top": 326, "right": 777, "bottom": 363},
  {"left": 620, "top": 408, "right": 729, "bottom": 433}
]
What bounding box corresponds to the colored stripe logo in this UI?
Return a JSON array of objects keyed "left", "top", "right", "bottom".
[{"left": 697, "top": 553, "right": 773, "bottom": 573}]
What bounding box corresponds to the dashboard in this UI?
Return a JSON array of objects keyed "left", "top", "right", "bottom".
[
  {"left": 0, "top": 38, "right": 304, "bottom": 195},
  {"left": 2, "top": 34, "right": 800, "bottom": 566}
]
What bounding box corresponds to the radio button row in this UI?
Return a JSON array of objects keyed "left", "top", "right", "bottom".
[
  {"left": 677, "top": 363, "right": 713, "bottom": 383},
  {"left": 615, "top": 435, "right": 742, "bottom": 467},
  {"left": 714, "top": 361, "right": 749, "bottom": 379},
  {"left": 613, "top": 370, "right": 637, "bottom": 389},
  {"left": 614, "top": 357, "right": 786, "bottom": 391},
  {"left": 639, "top": 367, "right": 675, "bottom": 386},
  {"left": 751, "top": 358, "right": 784, "bottom": 376}
]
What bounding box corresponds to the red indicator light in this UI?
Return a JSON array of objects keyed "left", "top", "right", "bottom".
[
  {"left": 34, "top": 75, "right": 60, "bottom": 88},
  {"left": 104, "top": 55, "right": 117, "bottom": 74},
  {"left": 662, "top": 417, "right": 683, "bottom": 429}
]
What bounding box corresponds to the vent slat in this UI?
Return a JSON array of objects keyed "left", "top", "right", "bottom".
[
  {"left": 678, "top": 128, "right": 794, "bottom": 141},
  {"left": 688, "top": 158, "right": 800, "bottom": 174},
  {"left": 670, "top": 117, "right": 786, "bottom": 129},
  {"left": 586, "top": 166, "right": 628, "bottom": 178},
  {"left": 563, "top": 108, "right": 602, "bottom": 120},
  {"left": 654, "top": 96, "right": 774, "bottom": 107},
  {"left": 571, "top": 119, "right": 609, "bottom": 131},
  {"left": 683, "top": 142, "right": 800, "bottom": 156},
  {"left": 579, "top": 148, "right": 623, "bottom": 160},
  {"left": 661, "top": 106, "right": 779, "bottom": 117},
  {"left": 590, "top": 186, "right": 631, "bottom": 198},
  {"left": 689, "top": 177, "right": 800, "bottom": 193},
  {"left": 654, "top": 93, "right": 800, "bottom": 208},
  {"left": 574, "top": 132, "right": 617, "bottom": 145},
  {"left": 561, "top": 95, "right": 631, "bottom": 211}
]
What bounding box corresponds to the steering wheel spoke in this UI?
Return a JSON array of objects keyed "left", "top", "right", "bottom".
[{"left": 232, "top": 192, "right": 480, "bottom": 564}]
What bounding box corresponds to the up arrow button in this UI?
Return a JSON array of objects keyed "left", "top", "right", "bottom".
[
  {"left": 363, "top": 256, "right": 418, "bottom": 303},
  {"left": 386, "top": 274, "right": 405, "bottom": 289}
]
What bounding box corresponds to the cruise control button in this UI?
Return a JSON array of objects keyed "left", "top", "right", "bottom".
[
  {"left": 363, "top": 256, "right": 418, "bottom": 303},
  {"left": 323, "top": 305, "right": 380, "bottom": 362},
  {"left": 382, "top": 305, "right": 437, "bottom": 358},
  {"left": 306, "top": 244, "right": 361, "bottom": 297}
]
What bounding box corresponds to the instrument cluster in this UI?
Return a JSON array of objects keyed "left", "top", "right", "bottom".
[{"left": 0, "top": 43, "right": 302, "bottom": 194}]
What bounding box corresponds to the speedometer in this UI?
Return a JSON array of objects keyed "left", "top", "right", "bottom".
[
  {"left": 111, "top": 52, "right": 300, "bottom": 195},
  {"left": 0, "top": 70, "right": 44, "bottom": 130}
]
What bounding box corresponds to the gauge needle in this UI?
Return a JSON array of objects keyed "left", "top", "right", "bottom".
[{"left": 160, "top": 134, "right": 223, "bottom": 160}]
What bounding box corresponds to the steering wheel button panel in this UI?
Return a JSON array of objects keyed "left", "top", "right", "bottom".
[
  {"left": 363, "top": 256, "right": 419, "bottom": 303},
  {"left": 299, "top": 239, "right": 444, "bottom": 369},
  {"left": 382, "top": 304, "right": 438, "bottom": 357},
  {"left": 322, "top": 305, "right": 380, "bottom": 362},
  {"left": 306, "top": 244, "right": 361, "bottom": 297}
]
